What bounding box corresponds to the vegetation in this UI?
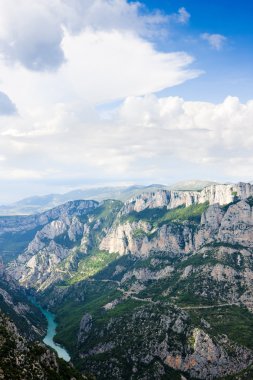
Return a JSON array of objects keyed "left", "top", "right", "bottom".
[
  {"left": 67, "top": 250, "right": 119, "bottom": 285},
  {"left": 0, "top": 275, "right": 47, "bottom": 339},
  {"left": 120, "top": 202, "right": 209, "bottom": 228},
  {"left": 53, "top": 281, "right": 121, "bottom": 352},
  {"left": 189, "top": 305, "right": 253, "bottom": 350},
  {"left": 0, "top": 311, "right": 89, "bottom": 380}
]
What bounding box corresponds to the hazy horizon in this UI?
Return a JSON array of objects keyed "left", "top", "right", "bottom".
[
  {"left": 0, "top": 1, "right": 252, "bottom": 202},
  {"left": 1, "top": 178, "right": 251, "bottom": 206}
]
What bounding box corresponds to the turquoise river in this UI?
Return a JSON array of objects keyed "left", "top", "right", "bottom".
[{"left": 29, "top": 297, "right": 71, "bottom": 362}]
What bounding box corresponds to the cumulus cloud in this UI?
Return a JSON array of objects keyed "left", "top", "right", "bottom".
[
  {"left": 0, "top": 0, "right": 203, "bottom": 198},
  {"left": 0, "top": 0, "right": 246, "bottom": 201},
  {"left": 0, "top": 91, "right": 17, "bottom": 115},
  {"left": 0, "top": 0, "right": 167, "bottom": 71},
  {"left": 201, "top": 33, "right": 227, "bottom": 50},
  {"left": 0, "top": 95, "right": 253, "bottom": 188},
  {"left": 0, "top": 29, "right": 200, "bottom": 109}
]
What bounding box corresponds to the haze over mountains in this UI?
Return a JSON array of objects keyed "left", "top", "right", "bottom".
[{"left": 0, "top": 180, "right": 217, "bottom": 216}]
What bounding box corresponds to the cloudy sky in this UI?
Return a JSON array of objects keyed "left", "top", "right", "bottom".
[{"left": 0, "top": 0, "right": 253, "bottom": 202}]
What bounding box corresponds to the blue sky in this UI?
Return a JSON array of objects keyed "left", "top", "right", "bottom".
[
  {"left": 0, "top": 0, "right": 252, "bottom": 202},
  {"left": 140, "top": 0, "right": 253, "bottom": 102}
]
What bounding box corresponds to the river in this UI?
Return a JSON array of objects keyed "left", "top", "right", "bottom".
[{"left": 29, "top": 297, "right": 71, "bottom": 362}]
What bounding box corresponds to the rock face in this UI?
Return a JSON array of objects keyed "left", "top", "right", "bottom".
[
  {"left": 6, "top": 200, "right": 99, "bottom": 289},
  {"left": 122, "top": 182, "right": 253, "bottom": 213},
  {"left": 0, "top": 311, "right": 86, "bottom": 380},
  {"left": 0, "top": 200, "right": 98, "bottom": 234},
  {"left": 165, "top": 327, "right": 253, "bottom": 379},
  {"left": 100, "top": 198, "right": 253, "bottom": 257},
  {"left": 0, "top": 270, "right": 46, "bottom": 339},
  {"left": 5, "top": 181, "right": 253, "bottom": 380},
  {"left": 76, "top": 304, "right": 253, "bottom": 380},
  {"left": 5, "top": 182, "right": 253, "bottom": 291},
  {"left": 0, "top": 200, "right": 98, "bottom": 265},
  {"left": 77, "top": 314, "right": 93, "bottom": 344},
  {"left": 100, "top": 220, "right": 196, "bottom": 256},
  {"left": 7, "top": 199, "right": 121, "bottom": 290}
]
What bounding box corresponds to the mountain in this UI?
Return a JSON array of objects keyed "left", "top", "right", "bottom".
[
  {"left": 3, "top": 181, "right": 253, "bottom": 379},
  {"left": 0, "top": 269, "right": 90, "bottom": 380},
  {"left": 167, "top": 179, "right": 218, "bottom": 191},
  {"left": 0, "top": 181, "right": 217, "bottom": 216},
  {"left": 0, "top": 310, "right": 88, "bottom": 380},
  {"left": 0, "top": 270, "right": 46, "bottom": 340},
  {"left": 0, "top": 200, "right": 98, "bottom": 264},
  {"left": 0, "top": 185, "right": 161, "bottom": 216}
]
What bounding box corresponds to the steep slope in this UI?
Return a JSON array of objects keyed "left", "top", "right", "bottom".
[
  {"left": 0, "top": 270, "right": 46, "bottom": 339},
  {"left": 0, "top": 311, "right": 89, "bottom": 380},
  {"left": 0, "top": 185, "right": 167, "bottom": 216},
  {"left": 0, "top": 181, "right": 218, "bottom": 216},
  {"left": 7, "top": 182, "right": 253, "bottom": 290},
  {"left": 4, "top": 182, "right": 253, "bottom": 379},
  {"left": 122, "top": 182, "right": 253, "bottom": 213},
  {"left": 0, "top": 199, "right": 98, "bottom": 264},
  {"left": 7, "top": 199, "right": 122, "bottom": 290},
  {"left": 40, "top": 245, "right": 253, "bottom": 380}
]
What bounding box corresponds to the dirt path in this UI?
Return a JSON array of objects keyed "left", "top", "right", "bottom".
[{"left": 181, "top": 302, "right": 240, "bottom": 310}]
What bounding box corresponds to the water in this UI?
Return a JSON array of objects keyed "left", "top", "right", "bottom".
[{"left": 29, "top": 297, "right": 71, "bottom": 362}]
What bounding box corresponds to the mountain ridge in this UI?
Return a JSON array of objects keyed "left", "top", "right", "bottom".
[
  {"left": 0, "top": 180, "right": 218, "bottom": 216},
  {"left": 3, "top": 181, "right": 253, "bottom": 379}
]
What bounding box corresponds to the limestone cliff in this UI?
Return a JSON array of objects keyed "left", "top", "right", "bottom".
[
  {"left": 122, "top": 182, "right": 253, "bottom": 213},
  {"left": 5, "top": 183, "right": 253, "bottom": 291},
  {"left": 100, "top": 198, "right": 253, "bottom": 257}
]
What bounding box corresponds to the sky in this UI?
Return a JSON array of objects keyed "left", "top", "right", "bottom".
[{"left": 0, "top": 0, "right": 252, "bottom": 202}]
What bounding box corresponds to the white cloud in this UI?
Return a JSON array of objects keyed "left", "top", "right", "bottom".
[
  {"left": 0, "top": 0, "right": 202, "bottom": 198},
  {"left": 0, "top": 0, "right": 167, "bottom": 71},
  {"left": 201, "top": 33, "right": 227, "bottom": 50},
  {"left": 0, "top": 0, "right": 246, "bottom": 202},
  {"left": 176, "top": 7, "right": 191, "bottom": 24},
  {"left": 0, "top": 95, "right": 253, "bottom": 189},
  {"left": 0, "top": 28, "right": 200, "bottom": 111}
]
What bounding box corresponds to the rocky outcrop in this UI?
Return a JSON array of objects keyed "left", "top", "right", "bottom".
[
  {"left": 121, "top": 266, "right": 174, "bottom": 283},
  {"left": 0, "top": 200, "right": 98, "bottom": 234},
  {"left": 7, "top": 184, "right": 253, "bottom": 291},
  {"left": 122, "top": 182, "right": 253, "bottom": 214},
  {"left": 78, "top": 303, "right": 253, "bottom": 380},
  {"left": 218, "top": 200, "right": 253, "bottom": 247},
  {"left": 100, "top": 220, "right": 196, "bottom": 257},
  {"left": 0, "top": 271, "right": 46, "bottom": 339},
  {"left": 6, "top": 200, "right": 121, "bottom": 289},
  {"left": 100, "top": 198, "right": 253, "bottom": 258},
  {"left": 0, "top": 311, "right": 86, "bottom": 380},
  {"left": 165, "top": 328, "right": 253, "bottom": 379},
  {"left": 78, "top": 314, "right": 93, "bottom": 344}
]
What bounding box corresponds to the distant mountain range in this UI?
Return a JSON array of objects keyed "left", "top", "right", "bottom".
[{"left": 0, "top": 180, "right": 217, "bottom": 215}]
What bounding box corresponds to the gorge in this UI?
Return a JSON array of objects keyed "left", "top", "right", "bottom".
[
  {"left": 2, "top": 182, "right": 253, "bottom": 379},
  {"left": 29, "top": 296, "right": 71, "bottom": 362}
]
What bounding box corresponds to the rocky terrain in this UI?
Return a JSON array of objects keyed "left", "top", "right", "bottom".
[
  {"left": 0, "top": 266, "right": 92, "bottom": 379},
  {"left": 7, "top": 182, "right": 253, "bottom": 290},
  {"left": 0, "top": 270, "right": 46, "bottom": 340},
  {"left": 0, "top": 181, "right": 216, "bottom": 216},
  {"left": 2, "top": 182, "right": 253, "bottom": 379},
  {"left": 0, "top": 200, "right": 98, "bottom": 264},
  {"left": 0, "top": 311, "right": 88, "bottom": 380}
]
